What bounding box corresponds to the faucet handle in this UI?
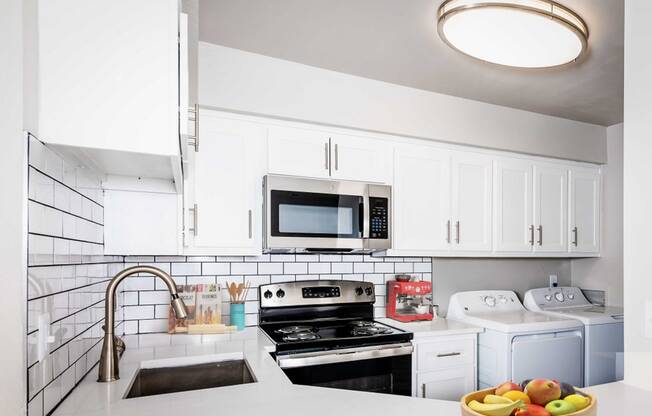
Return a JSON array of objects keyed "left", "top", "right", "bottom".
[{"left": 114, "top": 336, "right": 126, "bottom": 357}]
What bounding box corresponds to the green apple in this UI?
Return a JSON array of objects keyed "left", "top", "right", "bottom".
[{"left": 545, "top": 399, "right": 576, "bottom": 416}]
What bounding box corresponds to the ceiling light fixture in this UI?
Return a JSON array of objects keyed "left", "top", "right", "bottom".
[{"left": 437, "top": 0, "right": 589, "bottom": 69}]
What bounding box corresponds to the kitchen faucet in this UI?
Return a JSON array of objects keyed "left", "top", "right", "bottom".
[{"left": 98, "top": 265, "right": 188, "bottom": 382}]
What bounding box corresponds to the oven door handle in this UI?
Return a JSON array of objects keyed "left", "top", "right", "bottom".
[{"left": 277, "top": 343, "right": 413, "bottom": 369}]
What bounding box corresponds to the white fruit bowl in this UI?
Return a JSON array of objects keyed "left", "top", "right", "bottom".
[{"left": 460, "top": 387, "right": 596, "bottom": 416}]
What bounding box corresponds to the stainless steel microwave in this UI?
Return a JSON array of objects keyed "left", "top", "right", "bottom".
[{"left": 263, "top": 175, "right": 391, "bottom": 253}]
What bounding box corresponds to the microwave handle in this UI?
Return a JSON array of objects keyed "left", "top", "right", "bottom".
[{"left": 362, "top": 192, "right": 370, "bottom": 239}]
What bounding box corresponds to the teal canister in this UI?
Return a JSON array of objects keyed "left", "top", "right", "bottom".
[{"left": 230, "top": 302, "right": 245, "bottom": 330}]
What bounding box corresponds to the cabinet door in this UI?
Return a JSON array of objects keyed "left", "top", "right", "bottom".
[
  {"left": 417, "top": 366, "right": 475, "bottom": 401},
  {"left": 267, "top": 126, "right": 330, "bottom": 179},
  {"left": 493, "top": 158, "right": 534, "bottom": 252},
  {"left": 37, "top": 0, "right": 179, "bottom": 156},
  {"left": 569, "top": 167, "right": 601, "bottom": 253},
  {"left": 186, "top": 111, "right": 265, "bottom": 253},
  {"left": 330, "top": 134, "right": 392, "bottom": 183},
  {"left": 533, "top": 164, "right": 568, "bottom": 252},
  {"left": 393, "top": 145, "right": 451, "bottom": 252},
  {"left": 451, "top": 152, "right": 493, "bottom": 252}
]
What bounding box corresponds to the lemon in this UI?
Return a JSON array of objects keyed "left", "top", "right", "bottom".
[{"left": 564, "top": 394, "right": 590, "bottom": 411}]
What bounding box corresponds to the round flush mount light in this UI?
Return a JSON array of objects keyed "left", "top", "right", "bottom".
[{"left": 437, "top": 0, "right": 589, "bottom": 69}]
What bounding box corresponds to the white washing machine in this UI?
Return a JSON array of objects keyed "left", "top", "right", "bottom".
[
  {"left": 447, "top": 290, "right": 584, "bottom": 389},
  {"left": 523, "top": 287, "right": 624, "bottom": 386}
]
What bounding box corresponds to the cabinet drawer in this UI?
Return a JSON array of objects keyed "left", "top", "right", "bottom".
[{"left": 417, "top": 338, "right": 475, "bottom": 371}]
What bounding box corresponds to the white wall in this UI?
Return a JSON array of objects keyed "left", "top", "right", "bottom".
[
  {"left": 623, "top": 0, "right": 652, "bottom": 391},
  {"left": 571, "top": 123, "right": 624, "bottom": 306},
  {"left": 434, "top": 259, "right": 571, "bottom": 316},
  {"left": 0, "top": 0, "right": 27, "bottom": 414},
  {"left": 199, "top": 42, "right": 607, "bottom": 163}
]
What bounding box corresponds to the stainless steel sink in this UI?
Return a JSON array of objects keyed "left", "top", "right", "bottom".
[{"left": 125, "top": 359, "right": 256, "bottom": 399}]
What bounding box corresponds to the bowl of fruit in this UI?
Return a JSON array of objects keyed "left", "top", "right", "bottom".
[{"left": 461, "top": 379, "right": 595, "bottom": 416}]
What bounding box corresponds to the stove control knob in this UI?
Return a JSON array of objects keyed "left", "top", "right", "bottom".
[
  {"left": 276, "top": 289, "right": 285, "bottom": 298},
  {"left": 545, "top": 294, "right": 552, "bottom": 302},
  {"left": 554, "top": 292, "right": 564, "bottom": 302},
  {"left": 355, "top": 287, "right": 364, "bottom": 296},
  {"left": 498, "top": 295, "right": 508, "bottom": 304},
  {"left": 263, "top": 290, "right": 273, "bottom": 299},
  {"left": 365, "top": 287, "right": 374, "bottom": 296},
  {"left": 568, "top": 293, "right": 575, "bottom": 300},
  {"left": 483, "top": 296, "right": 496, "bottom": 307}
]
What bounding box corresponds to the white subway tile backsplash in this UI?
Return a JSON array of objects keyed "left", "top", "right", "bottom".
[
  {"left": 170, "top": 262, "right": 201, "bottom": 276},
  {"left": 257, "top": 262, "right": 283, "bottom": 275},
  {"left": 319, "top": 254, "right": 342, "bottom": 262},
  {"left": 331, "top": 262, "right": 353, "bottom": 274},
  {"left": 295, "top": 254, "right": 319, "bottom": 262},
  {"left": 353, "top": 262, "right": 374, "bottom": 274},
  {"left": 231, "top": 262, "right": 258, "bottom": 275},
  {"left": 284, "top": 262, "right": 307, "bottom": 274},
  {"left": 394, "top": 263, "right": 414, "bottom": 273},
  {"left": 124, "top": 305, "right": 155, "bottom": 320},
  {"left": 308, "top": 262, "right": 330, "bottom": 274},
  {"left": 414, "top": 262, "right": 432, "bottom": 272},
  {"left": 374, "top": 262, "right": 394, "bottom": 273}
]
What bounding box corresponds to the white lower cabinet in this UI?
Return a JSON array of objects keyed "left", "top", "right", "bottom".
[
  {"left": 412, "top": 334, "right": 477, "bottom": 401},
  {"left": 418, "top": 366, "right": 476, "bottom": 401}
]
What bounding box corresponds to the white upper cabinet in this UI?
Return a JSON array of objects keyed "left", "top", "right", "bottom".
[
  {"left": 493, "top": 158, "right": 534, "bottom": 252},
  {"left": 268, "top": 126, "right": 391, "bottom": 183},
  {"left": 450, "top": 152, "right": 493, "bottom": 252},
  {"left": 533, "top": 164, "right": 568, "bottom": 253},
  {"left": 268, "top": 126, "right": 331, "bottom": 179},
  {"left": 330, "top": 134, "right": 392, "bottom": 183},
  {"left": 184, "top": 111, "right": 266, "bottom": 254},
  {"left": 569, "top": 167, "right": 601, "bottom": 253},
  {"left": 35, "top": 0, "right": 179, "bottom": 157},
  {"left": 393, "top": 145, "right": 451, "bottom": 252}
]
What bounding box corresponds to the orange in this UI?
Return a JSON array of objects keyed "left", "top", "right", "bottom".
[{"left": 502, "top": 390, "right": 531, "bottom": 404}]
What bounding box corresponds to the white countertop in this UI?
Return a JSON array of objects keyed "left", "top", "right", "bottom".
[
  {"left": 53, "top": 328, "right": 460, "bottom": 416},
  {"left": 378, "top": 317, "right": 483, "bottom": 338}
]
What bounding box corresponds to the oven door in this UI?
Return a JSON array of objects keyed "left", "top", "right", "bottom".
[{"left": 277, "top": 343, "right": 413, "bottom": 396}]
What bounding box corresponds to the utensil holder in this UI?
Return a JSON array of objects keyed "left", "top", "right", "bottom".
[{"left": 230, "top": 302, "right": 245, "bottom": 331}]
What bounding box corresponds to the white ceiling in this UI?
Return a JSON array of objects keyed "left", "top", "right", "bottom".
[{"left": 198, "top": 0, "right": 623, "bottom": 126}]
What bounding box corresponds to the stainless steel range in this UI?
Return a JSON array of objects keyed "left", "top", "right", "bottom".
[{"left": 258, "top": 280, "right": 413, "bottom": 396}]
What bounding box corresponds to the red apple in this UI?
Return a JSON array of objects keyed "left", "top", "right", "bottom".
[
  {"left": 495, "top": 381, "right": 522, "bottom": 396},
  {"left": 515, "top": 404, "right": 551, "bottom": 416},
  {"left": 525, "top": 379, "right": 561, "bottom": 406}
]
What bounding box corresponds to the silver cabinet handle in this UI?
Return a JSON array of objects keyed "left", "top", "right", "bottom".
[
  {"left": 436, "top": 352, "right": 462, "bottom": 358},
  {"left": 529, "top": 225, "right": 534, "bottom": 246},
  {"left": 248, "top": 209, "right": 252, "bottom": 239},
  {"left": 324, "top": 142, "right": 329, "bottom": 170},
  {"left": 334, "top": 143, "right": 339, "bottom": 170},
  {"left": 422, "top": 384, "right": 426, "bottom": 398},
  {"left": 187, "top": 104, "right": 199, "bottom": 152},
  {"left": 537, "top": 225, "right": 543, "bottom": 246},
  {"left": 572, "top": 227, "right": 578, "bottom": 246},
  {"left": 455, "top": 221, "right": 460, "bottom": 244},
  {"left": 189, "top": 204, "right": 198, "bottom": 236},
  {"left": 446, "top": 220, "right": 451, "bottom": 243}
]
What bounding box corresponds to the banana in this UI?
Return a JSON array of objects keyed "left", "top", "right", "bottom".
[
  {"left": 467, "top": 399, "right": 524, "bottom": 416},
  {"left": 483, "top": 394, "right": 514, "bottom": 405}
]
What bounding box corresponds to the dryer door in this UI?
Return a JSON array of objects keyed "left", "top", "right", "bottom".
[{"left": 511, "top": 331, "right": 583, "bottom": 387}]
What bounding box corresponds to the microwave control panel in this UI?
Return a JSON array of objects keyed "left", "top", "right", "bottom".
[{"left": 369, "top": 197, "right": 389, "bottom": 239}]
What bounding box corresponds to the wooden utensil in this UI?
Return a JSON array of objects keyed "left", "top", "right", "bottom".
[{"left": 236, "top": 283, "right": 244, "bottom": 301}]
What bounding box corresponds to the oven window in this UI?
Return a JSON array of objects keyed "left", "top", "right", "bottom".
[
  {"left": 280, "top": 355, "right": 411, "bottom": 396},
  {"left": 271, "top": 190, "right": 363, "bottom": 238}
]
